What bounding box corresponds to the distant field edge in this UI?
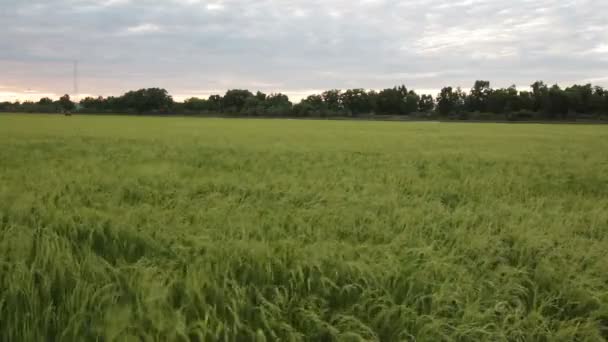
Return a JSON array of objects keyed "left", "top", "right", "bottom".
[{"left": 2, "top": 112, "right": 608, "bottom": 125}]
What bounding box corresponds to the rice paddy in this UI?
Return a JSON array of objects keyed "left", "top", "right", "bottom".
[{"left": 0, "top": 114, "right": 607, "bottom": 341}]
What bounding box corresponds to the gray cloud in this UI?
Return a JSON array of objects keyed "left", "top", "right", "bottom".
[{"left": 1, "top": 0, "right": 607, "bottom": 101}]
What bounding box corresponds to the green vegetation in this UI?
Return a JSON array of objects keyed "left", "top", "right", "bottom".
[
  {"left": 2, "top": 81, "right": 608, "bottom": 120},
  {"left": 1, "top": 114, "right": 607, "bottom": 341}
]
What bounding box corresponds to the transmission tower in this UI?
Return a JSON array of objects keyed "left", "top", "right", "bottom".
[{"left": 73, "top": 60, "right": 79, "bottom": 102}]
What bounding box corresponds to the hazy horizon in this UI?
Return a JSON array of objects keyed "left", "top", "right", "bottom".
[{"left": 2, "top": 0, "right": 607, "bottom": 103}]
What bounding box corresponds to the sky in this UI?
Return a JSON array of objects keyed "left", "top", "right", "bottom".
[{"left": 1, "top": 0, "right": 607, "bottom": 103}]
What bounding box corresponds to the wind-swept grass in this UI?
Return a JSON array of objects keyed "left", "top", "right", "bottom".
[{"left": 0, "top": 114, "right": 607, "bottom": 341}]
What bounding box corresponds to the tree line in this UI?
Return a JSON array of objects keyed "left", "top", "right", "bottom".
[{"left": 2, "top": 81, "right": 608, "bottom": 120}]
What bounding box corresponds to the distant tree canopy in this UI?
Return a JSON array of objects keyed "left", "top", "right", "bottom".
[
  {"left": 375, "top": 86, "right": 419, "bottom": 115},
  {"left": 3, "top": 81, "right": 608, "bottom": 120},
  {"left": 77, "top": 88, "right": 173, "bottom": 114},
  {"left": 59, "top": 94, "right": 75, "bottom": 112},
  {"left": 122, "top": 88, "right": 173, "bottom": 113},
  {"left": 222, "top": 89, "right": 253, "bottom": 113},
  {"left": 437, "top": 87, "right": 466, "bottom": 116}
]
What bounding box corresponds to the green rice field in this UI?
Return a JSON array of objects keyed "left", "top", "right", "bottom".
[{"left": 0, "top": 114, "right": 607, "bottom": 341}]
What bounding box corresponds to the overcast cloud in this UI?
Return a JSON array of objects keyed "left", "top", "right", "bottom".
[{"left": 1, "top": 0, "right": 607, "bottom": 102}]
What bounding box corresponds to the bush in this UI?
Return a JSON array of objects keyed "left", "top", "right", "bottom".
[{"left": 506, "top": 110, "right": 538, "bottom": 121}]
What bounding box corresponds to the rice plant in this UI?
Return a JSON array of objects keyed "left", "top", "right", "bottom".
[{"left": 0, "top": 114, "right": 607, "bottom": 341}]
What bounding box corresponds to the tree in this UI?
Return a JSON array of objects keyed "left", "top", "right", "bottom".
[
  {"left": 404, "top": 92, "right": 420, "bottom": 114},
  {"left": 241, "top": 96, "right": 264, "bottom": 116},
  {"left": 80, "top": 96, "right": 110, "bottom": 112},
  {"left": 265, "top": 93, "right": 292, "bottom": 116},
  {"left": 546, "top": 84, "right": 569, "bottom": 118},
  {"left": 418, "top": 94, "right": 435, "bottom": 112},
  {"left": 531, "top": 81, "right": 548, "bottom": 112},
  {"left": 208, "top": 95, "right": 222, "bottom": 112},
  {"left": 303, "top": 94, "right": 324, "bottom": 108},
  {"left": 222, "top": 89, "right": 253, "bottom": 113},
  {"left": 340, "top": 89, "right": 372, "bottom": 114},
  {"left": 38, "top": 97, "right": 54, "bottom": 106},
  {"left": 292, "top": 101, "right": 314, "bottom": 117},
  {"left": 31, "top": 97, "right": 58, "bottom": 113},
  {"left": 467, "top": 80, "right": 491, "bottom": 112},
  {"left": 565, "top": 84, "right": 593, "bottom": 114},
  {"left": 367, "top": 90, "right": 379, "bottom": 113},
  {"left": 122, "top": 88, "right": 173, "bottom": 114},
  {"left": 293, "top": 94, "right": 326, "bottom": 117},
  {"left": 486, "top": 85, "right": 520, "bottom": 114},
  {"left": 265, "top": 93, "right": 290, "bottom": 107},
  {"left": 59, "top": 94, "right": 75, "bottom": 112},
  {"left": 436, "top": 87, "right": 452, "bottom": 115},
  {"left": 304, "top": 94, "right": 326, "bottom": 115},
  {"left": 321, "top": 89, "right": 342, "bottom": 111},
  {"left": 436, "top": 87, "right": 465, "bottom": 116},
  {"left": 184, "top": 97, "right": 208, "bottom": 112},
  {"left": 255, "top": 91, "right": 267, "bottom": 102},
  {"left": 8, "top": 81, "right": 608, "bottom": 119},
  {"left": 0, "top": 102, "right": 11, "bottom": 111},
  {"left": 518, "top": 91, "right": 535, "bottom": 112},
  {"left": 590, "top": 86, "right": 608, "bottom": 114},
  {"left": 376, "top": 86, "right": 409, "bottom": 114}
]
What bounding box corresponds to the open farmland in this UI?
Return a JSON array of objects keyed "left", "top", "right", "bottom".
[{"left": 0, "top": 114, "right": 607, "bottom": 341}]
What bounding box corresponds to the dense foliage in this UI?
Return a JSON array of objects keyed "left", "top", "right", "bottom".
[
  {"left": 1, "top": 115, "right": 607, "bottom": 340},
  {"left": 2, "top": 81, "right": 608, "bottom": 119}
]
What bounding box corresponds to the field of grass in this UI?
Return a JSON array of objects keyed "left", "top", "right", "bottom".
[{"left": 1, "top": 113, "right": 607, "bottom": 341}]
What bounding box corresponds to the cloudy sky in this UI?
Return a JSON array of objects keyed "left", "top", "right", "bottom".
[{"left": 1, "top": 0, "right": 607, "bottom": 102}]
